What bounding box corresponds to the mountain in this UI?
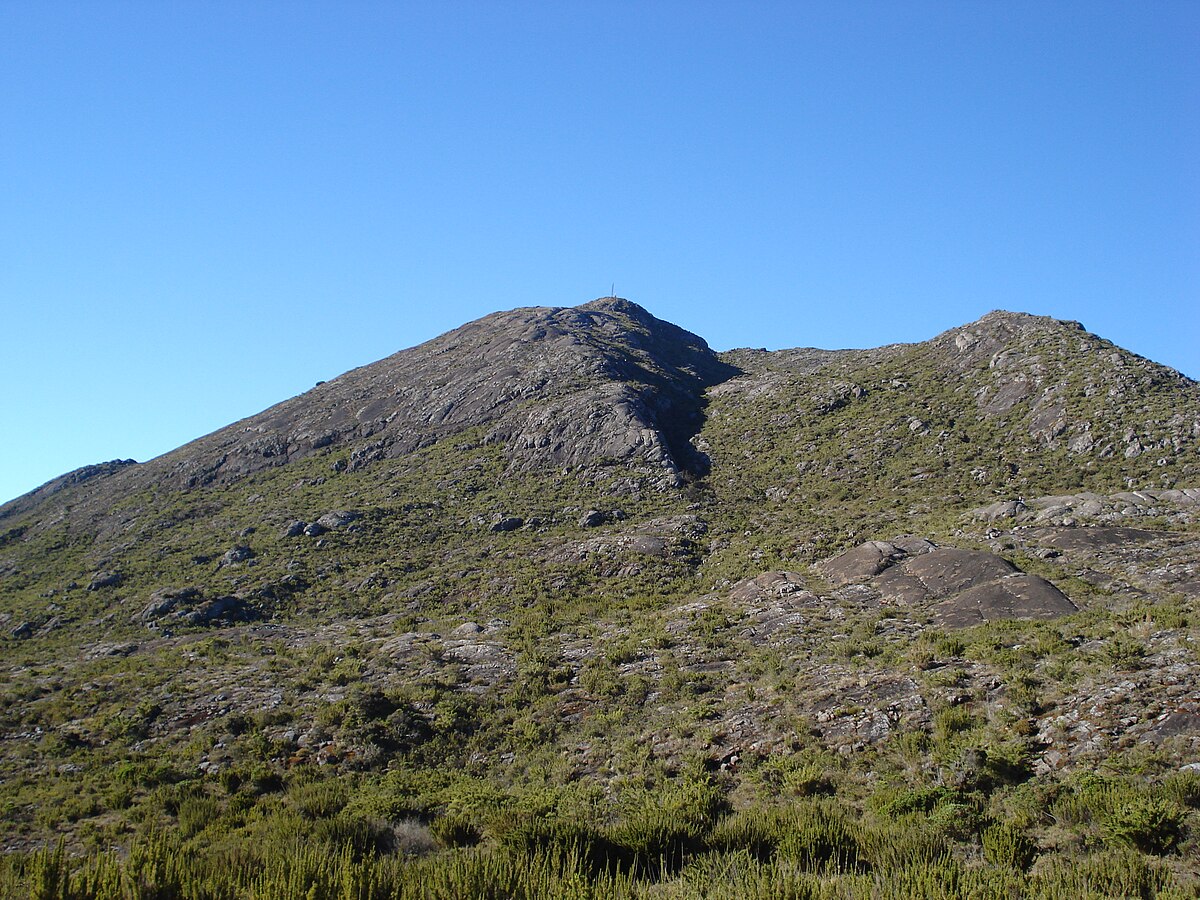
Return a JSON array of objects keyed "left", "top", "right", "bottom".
[
  {"left": 2, "top": 299, "right": 1199, "bottom": 897},
  {"left": 1, "top": 298, "right": 731, "bottom": 524}
]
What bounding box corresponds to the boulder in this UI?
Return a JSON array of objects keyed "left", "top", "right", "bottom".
[
  {"left": 1034, "top": 526, "right": 1173, "bottom": 552},
  {"left": 283, "top": 520, "right": 307, "bottom": 537},
  {"left": 139, "top": 586, "right": 202, "bottom": 621},
  {"left": 971, "top": 500, "right": 1030, "bottom": 522},
  {"left": 87, "top": 571, "right": 122, "bottom": 591},
  {"left": 186, "top": 596, "right": 253, "bottom": 625},
  {"left": 821, "top": 539, "right": 1078, "bottom": 628},
  {"left": 816, "top": 537, "right": 933, "bottom": 586},
  {"left": 220, "top": 546, "right": 255, "bottom": 566},
  {"left": 817, "top": 541, "right": 902, "bottom": 585},
  {"left": 579, "top": 509, "right": 607, "bottom": 528},
  {"left": 490, "top": 516, "right": 524, "bottom": 533},
  {"left": 892, "top": 548, "right": 1018, "bottom": 599},
  {"left": 933, "top": 574, "right": 1077, "bottom": 628},
  {"left": 10, "top": 621, "right": 34, "bottom": 639},
  {"left": 316, "top": 510, "right": 361, "bottom": 530}
]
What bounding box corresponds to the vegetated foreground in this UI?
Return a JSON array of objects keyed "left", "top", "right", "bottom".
[{"left": 2, "top": 298, "right": 1199, "bottom": 897}]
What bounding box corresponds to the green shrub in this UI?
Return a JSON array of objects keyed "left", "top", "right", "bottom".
[
  {"left": 777, "top": 803, "right": 862, "bottom": 873},
  {"left": 1034, "top": 849, "right": 1172, "bottom": 898},
  {"left": 498, "top": 814, "right": 616, "bottom": 876},
  {"left": 981, "top": 822, "right": 1037, "bottom": 870},
  {"left": 610, "top": 808, "right": 703, "bottom": 875},
  {"left": 177, "top": 795, "right": 222, "bottom": 838},
  {"left": 870, "top": 785, "right": 956, "bottom": 819},
  {"left": 1104, "top": 798, "right": 1186, "bottom": 855},
  {"left": 1160, "top": 770, "right": 1200, "bottom": 808},
  {"left": 430, "top": 812, "right": 481, "bottom": 848},
  {"left": 291, "top": 779, "right": 349, "bottom": 819},
  {"left": 860, "top": 818, "right": 950, "bottom": 872},
  {"left": 933, "top": 706, "right": 976, "bottom": 744},
  {"left": 312, "top": 812, "right": 397, "bottom": 857}
]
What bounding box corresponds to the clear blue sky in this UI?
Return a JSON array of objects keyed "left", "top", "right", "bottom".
[{"left": 2, "top": 1, "right": 1197, "bottom": 504}]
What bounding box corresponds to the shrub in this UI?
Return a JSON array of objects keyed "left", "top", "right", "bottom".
[
  {"left": 291, "top": 779, "right": 349, "bottom": 819},
  {"left": 312, "top": 812, "right": 397, "bottom": 857},
  {"left": 981, "top": 822, "right": 1037, "bottom": 870},
  {"left": 777, "top": 802, "right": 862, "bottom": 872},
  {"left": 391, "top": 818, "right": 437, "bottom": 856},
  {"left": 177, "top": 796, "right": 222, "bottom": 838},
  {"left": 1104, "top": 798, "right": 1186, "bottom": 855},
  {"left": 870, "top": 785, "right": 956, "bottom": 819},
  {"left": 1160, "top": 770, "right": 1200, "bottom": 808},
  {"left": 860, "top": 818, "right": 949, "bottom": 872},
  {"left": 430, "top": 813, "right": 481, "bottom": 848},
  {"left": 611, "top": 809, "right": 702, "bottom": 875}
]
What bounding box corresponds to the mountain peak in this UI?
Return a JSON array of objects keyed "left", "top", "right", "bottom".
[
  {"left": 576, "top": 296, "right": 645, "bottom": 315},
  {"left": 6, "top": 299, "right": 736, "bottom": 526},
  {"left": 973, "top": 309, "right": 1086, "bottom": 331}
]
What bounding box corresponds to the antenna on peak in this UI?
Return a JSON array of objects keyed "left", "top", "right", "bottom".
[{"left": 610, "top": 282, "right": 615, "bottom": 298}]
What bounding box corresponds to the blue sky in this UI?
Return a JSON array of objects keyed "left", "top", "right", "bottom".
[{"left": 2, "top": 1, "right": 1197, "bottom": 504}]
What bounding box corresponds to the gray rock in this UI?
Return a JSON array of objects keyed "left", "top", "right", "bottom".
[
  {"left": 1034, "top": 526, "right": 1173, "bottom": 552},
  {"left": 139, "top": 587, "right": 202, "bottom": 621},
  {"left": 10, "top": 621, "right": 33, "bottom": 639},
  {"left": 892, "top": 548, "right": 1018, "bottom": 599},
  {"left": 579, "top": 509, "right": 607, "bottom": 528},
  {"left": 933, "top": 574, "right": 1077, "bottom": 628},
  {"left": 186, "top": 596, "right": 253, "bottom": 625},
  {"left": 303, "top": 522, "right": 328, "bottom": 537},
  {"left": 821, "top": 540, "right": 1078, "bottom": 628},
  {"left": 87, "top": 571, "right": 122, "bottom": 591},
  {"left": 490, "top": 516, "right": 524, "bottom": 532},
  {"left": 283, "top": 520, "right": 307, "bottom": 537},
  {"left": 816, "top": 540, "right": 906, "bottom": 586},
  {"left": 316, "top": 510, "right": 361, "bottom": 530},
  {"left": 220, "top": 546, "right": 255, "bottom": 566},
  {"left": 971, "top": 500, "right": 1030, "bottom": 522}
]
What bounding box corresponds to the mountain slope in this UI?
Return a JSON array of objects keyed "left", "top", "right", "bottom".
[
  {"left": 2, "top": 299, "right": 1200, "bottom": 896},
  {"left": 1, "top": 298, "right": 733, "bottom": 529},
  {"left": 699, "top": 310, "right": 1199, "bottom": 571}
]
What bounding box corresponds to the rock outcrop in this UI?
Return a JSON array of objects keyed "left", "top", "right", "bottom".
[{"left": 817, "top": 540, "right": 1077, "bottom": 627}]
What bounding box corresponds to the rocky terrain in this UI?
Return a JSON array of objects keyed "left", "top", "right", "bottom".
[{"left": 2, "top": 298, "right": 1199, "bottom": 897}]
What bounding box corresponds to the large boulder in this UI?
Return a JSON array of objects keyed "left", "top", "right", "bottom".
[
  {"left": 934, "top": 574, "right": 1077, "bottom": 628},
  {"left": 816, "top": 539, "right": 1076, "bottom": 628},
  {"left": 816, "top": 536, "right": 935, "bottom": 586}
]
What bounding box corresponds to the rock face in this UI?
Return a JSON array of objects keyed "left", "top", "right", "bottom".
[
  {"left": 971, "top": 489, "right": 1200, "bottom": 527},
  {"left": 816, "top": 537, "right": 936, "bottom": 585},
  {"left": 150, "top": 298, "right": 735, "bottom": 491},
  {"left": 137, "top": 587, "right": 256, "bottom": 626},
  {"left": 818, "top": 540, "right": 1077, "bottom": 627},
  {"left": 934, "top": 311, "right": 1198, "bottom": 457},
  {"left": 933, "top": 573, "right": 1076, "bottom": 628},
  {"left": 0, "top": 459, "right": 138, "bottom": 524},
  {"left": 0, "top": 299, "right": 737, "bottom": 530}
]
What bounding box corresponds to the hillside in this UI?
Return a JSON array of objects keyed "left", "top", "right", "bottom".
[{"left": 2, "top": 299, "right": 1199, "bottom": 898}]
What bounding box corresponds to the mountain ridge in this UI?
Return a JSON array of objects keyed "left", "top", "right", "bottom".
[
  {"left": 3, "top": 296, "right": 1200, "bottom": 894},
  {"left": 5, "top": 300, "right": 1193, "bottom": 519}
]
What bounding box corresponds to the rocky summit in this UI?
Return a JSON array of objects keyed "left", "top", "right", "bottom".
[{"left": 2, "top": 298, "right": 1199, "bottom": 897}]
